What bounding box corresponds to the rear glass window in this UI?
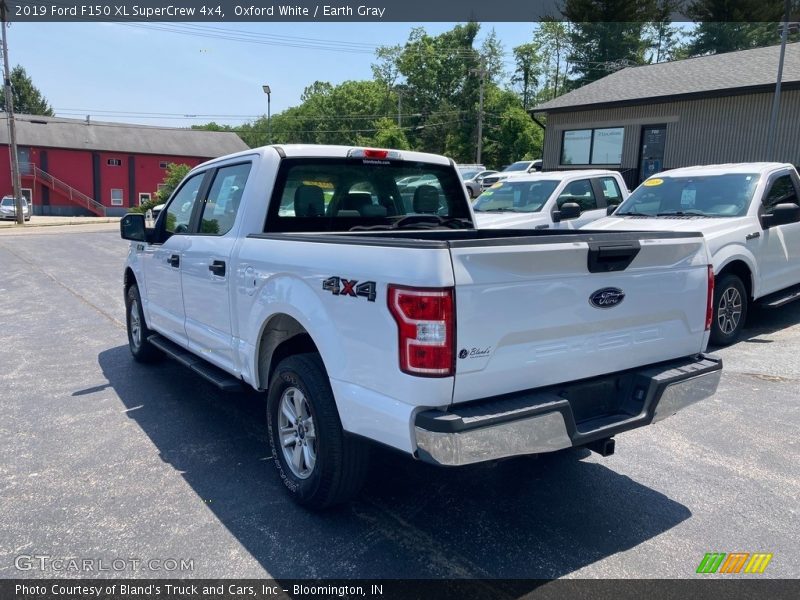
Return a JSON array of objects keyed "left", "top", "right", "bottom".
[
  {"left": 617, "top": 174, "right": 760, "bottom": 217},
  {"left": 266, "top": 158, "right": 472, "bottom": 232}
]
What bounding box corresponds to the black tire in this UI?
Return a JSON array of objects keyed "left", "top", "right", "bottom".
[
  {"left": 710, "top": 274, "right": 748, "bottom": 346},
  {"left": 267, "top": 353, "right": 369, "bottom": 509},
  {"left": 125, "top": 283, "right": 162, "bottom": 363}
]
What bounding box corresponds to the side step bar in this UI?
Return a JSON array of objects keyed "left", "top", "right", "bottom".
[
  {"left": 759, "top": 284, "right": 800, "bottom": 308},
  {"left": 148, "top": 334, "right": 244, "bottom": 392}
]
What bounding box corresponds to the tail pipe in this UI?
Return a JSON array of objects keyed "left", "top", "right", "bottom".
[{"left": 586, "top": 437, "right": 616, "bottom": 457}]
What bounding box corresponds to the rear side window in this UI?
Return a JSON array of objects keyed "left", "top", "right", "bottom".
[
  {"left": 199, "top": 163, "right": 251, "bottom": 235},
  {"left": 266, "top": 158, "right": 471, "bottom": 232},
  {"left": 557, "top": 179, "right": 598, "bottom": 212}
]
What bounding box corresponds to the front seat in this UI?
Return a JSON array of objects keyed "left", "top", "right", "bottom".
[{"left": 413, "top": 185, "right": 440, "bottom": 214}]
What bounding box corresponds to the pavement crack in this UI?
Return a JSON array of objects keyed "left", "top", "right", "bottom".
[{"left": 0, "top": 239, "right": 125, "bottom": 330}]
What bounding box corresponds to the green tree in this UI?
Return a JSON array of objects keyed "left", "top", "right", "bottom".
[
  {"left": 686, "top": 0, "right": 789, "bottom": 56},
  {"left": 532, "top": 21, "right": 573, "bottom": 102},
  {"left": 511, "top": 42, "right": 543, "bottom": 110},
  {"left": 0, "top": 65, "right": 54, "bottom": 116},
  {"left": 648, "top": 0, "right": 687, "bottom": 63},
  {"left": 562, "top": 0, "right": 657, "bottom": 87},
  {"left": 155, "top": 163, "right": 192, "bottom": 203},
  {"left": 371, "top": 117, "right": 410, "bottom": 149}
]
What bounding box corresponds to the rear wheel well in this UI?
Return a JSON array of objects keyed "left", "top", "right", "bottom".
[
  {"left": 257, "top": 315, "right": 321, "bottom": 389},
  {"left": 717, "top": 261, "right": 753, "bottom": 301}
]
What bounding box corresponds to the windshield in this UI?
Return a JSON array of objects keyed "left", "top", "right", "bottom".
[
  {"left": 616, "top": 174, "right": 760, "bottom": 217},
  {"left": 459, "top": 169, "right": 481, "bottom": 180},
  {"left": 267, "top": 158, "right": 473, "bottom": 232},
  {"left": 503, "top": 161, "right": 530, "bottom": 172},
  {"left": 473, "top": 180, "right": 559, "bottom": 213}
]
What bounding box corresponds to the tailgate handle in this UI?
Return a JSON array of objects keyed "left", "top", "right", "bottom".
[{"left": 587, "top": 242, "right": 641, "bottom": 273}]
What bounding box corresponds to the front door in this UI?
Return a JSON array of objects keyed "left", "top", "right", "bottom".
[
  {"left": 756, "top": 172, "right": 800, "bottom": 296},
  {"left": 639, "top": 125, "right": 667, "bottom": 184},
  {"left": 142, "top": 171, "right": 207, "bottom": 346}
]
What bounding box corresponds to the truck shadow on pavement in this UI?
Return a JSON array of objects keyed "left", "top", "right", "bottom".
[
  {"left": 736, "top": 301, "right": 800, "bottom": 344},
  {"left": 98, "top": 344, "right": 691, "bottom": 582}
]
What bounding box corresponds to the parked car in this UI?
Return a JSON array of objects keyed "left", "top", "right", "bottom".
[
  {"left": 0, "top": 196, "right": 30, "bottom": 221},
  {"left": 119, "top": 144, "right": 721, "bottom": 508},
  {"left": 480, "top": 159, "right": 542, "bottom": 191},
  {"left": 461, "top": 169, "right": 498, "bottom": 199},
  {"left": 589, "top": 162, "right": 800, "bottom": 345},
  {"left": 473, "top": 170, "right": 628, "bottom": 230}
]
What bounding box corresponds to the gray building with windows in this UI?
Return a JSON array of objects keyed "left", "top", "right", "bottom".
[{"left": 532, "top": 42, "right": 800, "bottom": 189}]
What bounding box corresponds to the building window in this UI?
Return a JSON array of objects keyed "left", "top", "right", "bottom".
[
  {"left": 561, "top": 127, "right": 624, "bottom": 166},
  {"left": 110, "top": 189, "right": 124, "bottom": 206},
  {"left": 159, "top": 161, "right": 169, "bottom": 169},
  {"left": 107, "top": 158, "right": 122, "bottom": 167},
  {"left": 138, "top": 193, "right": 151, "bottom": 206}
]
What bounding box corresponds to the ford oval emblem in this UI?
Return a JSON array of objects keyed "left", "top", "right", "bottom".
[{"left": 589, "top": 287, "right": 625, "bottom": 309}]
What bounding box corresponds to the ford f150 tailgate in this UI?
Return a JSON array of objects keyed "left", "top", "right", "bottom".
[{"left": 448, "top": 231, "right": 713, "bottom": 404}]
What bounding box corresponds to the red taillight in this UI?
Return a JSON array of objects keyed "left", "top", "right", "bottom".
[
  {"left": 388, "top": 285, "right": 455, "bottom": 377},
  {"left": 363, "top": 149, "right": 389, "bottom": 159},
  {"left": 706, "top": 265, "right": 715, "bottom": 331}
]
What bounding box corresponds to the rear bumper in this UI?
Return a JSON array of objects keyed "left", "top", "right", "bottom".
[{"left": 414, "top": 354, "right": 722, "bottom": 466}]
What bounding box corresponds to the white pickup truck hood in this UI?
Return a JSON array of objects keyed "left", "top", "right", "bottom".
[
  {"left": 589, "top": 216, "right": 753, "bottom": 257},
  {"left": 473, "top": 211, "right": 550, "bottom": 229}
]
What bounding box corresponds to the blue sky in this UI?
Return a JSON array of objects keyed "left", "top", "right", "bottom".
[{"left": 10, "top": 22, "right": 537, "bottom": 127}]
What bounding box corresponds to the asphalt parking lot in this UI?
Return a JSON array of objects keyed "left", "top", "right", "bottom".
[{"left": 0, "top": 224, "right": 798, "bottom": 582}]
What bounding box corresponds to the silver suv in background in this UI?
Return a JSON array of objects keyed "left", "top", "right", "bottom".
[
  {"left": 481, "top": 160, "right": 543, "bottom": 191},
  {"left": 0, "top": 196, "right": 30, "bottom": 221}
]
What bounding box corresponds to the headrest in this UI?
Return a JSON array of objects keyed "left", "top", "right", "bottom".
[{"left": 294, "top": 185, "right": 325, "bottom": 217}]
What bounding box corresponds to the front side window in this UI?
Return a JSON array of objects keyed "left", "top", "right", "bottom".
[
  {"left": 598, "top": 176, "right": 623, "bottom": 206},
  {"left": 473, "top": 180, "right": 559, "bottom": 213},
  {"left": 763, "top": 175, "right": 799, "bottom": 212},
  {"left": 616, "top": 174, "right": 760, "bottom": 217},
  {"left": 557, "top": 179, "right": 598, "bottom": 212},
  {"left": 164, "top": 173, "right": 205, "bottom": 234},
  {"left": 199, "top": 163, "right": 251, "bottom": 235},
  {"left": 268, "top": 158, "right": 471, "bottom": 232}
]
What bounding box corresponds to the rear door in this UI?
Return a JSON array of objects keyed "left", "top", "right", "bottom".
[
  {"left": 448, "top": 233, "right": 710, "bottom": 403},
  {"left": 181, "top": 161, "right": 252, "bottom": 372}
]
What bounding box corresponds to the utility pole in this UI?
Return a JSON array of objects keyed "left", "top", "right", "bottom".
[
  {"left": 397, "top": 89, "right": 402, "bottom": 128},
  {"left": 472, "top": 58, "right": 487, "bottom": 165},
  {"left": 765, "top": 0, "right": 792, "bottom": 161},
  {"left": 1, "top": 0, "right": 23, "bottom": 225}
]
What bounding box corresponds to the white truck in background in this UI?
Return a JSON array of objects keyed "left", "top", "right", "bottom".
[
  {"left": 120, "top": 144, "right": 722, "bottom": 508},
  {"left": 590, "top": 163, "right": 800, "bottom": 345},
  {"left": 473, "top": 169, "right": 628, "bottom": 230}
]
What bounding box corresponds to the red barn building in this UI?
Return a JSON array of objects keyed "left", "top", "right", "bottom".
[{"left": 0, "top": 115, "right": 249, "bottom": 216}]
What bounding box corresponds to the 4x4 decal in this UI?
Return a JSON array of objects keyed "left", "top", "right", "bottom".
[{"left": 323, "top": 276, "right": 377, "bottom": 302}]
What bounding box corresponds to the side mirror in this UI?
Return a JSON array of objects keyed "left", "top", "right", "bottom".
[
  {"left": 761, "top": 203, "right": 800, "bottom": 228},
  {"left": 120, "top": 213, "right": 146, "bottom": 242},
  {"left": 607, "top": 205, "right": 618, "bottom": 216},
  {"left": 553, "top": 202, "right": 581, "bottom": 223}
]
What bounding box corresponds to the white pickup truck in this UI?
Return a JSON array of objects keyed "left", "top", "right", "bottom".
[
  {"left": 473, "top": 169, "right": 628, "bottom": 230},
  {"left": 120, "top": 145, "right": 722, "bottom": 508},
  {"left": 590, "top": 163, "right": 800, "bottom": 345}
]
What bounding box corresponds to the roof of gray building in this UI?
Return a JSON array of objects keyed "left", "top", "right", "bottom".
[
  {"left": 534, "top": 42, "right": 800, "bottom": 113},
  {"left": 0, "top": 114, "right": 249, "bottom": 157}
]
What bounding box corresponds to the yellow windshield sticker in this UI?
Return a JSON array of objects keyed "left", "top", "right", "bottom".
[
  {"left": 643, "top": 178, "right": 664, "bottom": 187},
  {"left": 490, "top": 182, "right": 504, "bottom": 189}
]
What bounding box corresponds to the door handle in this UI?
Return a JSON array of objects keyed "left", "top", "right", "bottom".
[
  {"left": 167, "top": 254, "right": 180, "bottom": 268},
  {"left": 208, "top": 260, "right": 226, "bottom": 277}
]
